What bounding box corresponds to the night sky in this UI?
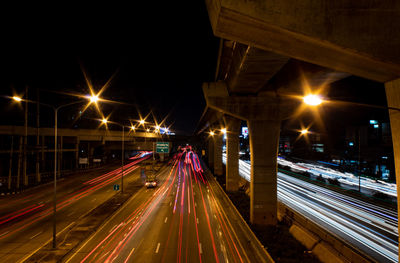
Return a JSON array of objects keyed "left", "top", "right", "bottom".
[
  {"left": 1, "top": 3, "right": 220, "bottom": 135},
  {"left": 0, "top": 3, "right": 390, "bottom": 138}
]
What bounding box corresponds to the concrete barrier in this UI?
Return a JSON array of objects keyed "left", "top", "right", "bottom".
[{"left": 278, "top": 202, "right": 376, "bottom": 263}]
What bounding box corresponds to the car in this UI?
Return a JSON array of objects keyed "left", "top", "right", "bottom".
[{"left": 145, "top": 176, "right": 157, "bottom": 188}]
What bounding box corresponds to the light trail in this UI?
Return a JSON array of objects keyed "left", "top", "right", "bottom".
[
  {"left": 225, "top": 154, "right": 399, "bottom": 263},
  {"left": 0, "top": 153, "right": 151, "bottom": 239}
]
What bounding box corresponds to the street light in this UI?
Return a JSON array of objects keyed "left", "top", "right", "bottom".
[
  {"left": 12, "top": 96, "right": 22, "bottom": 102},
  {"left": 10, "top": 96, "right": 94, "bottom": 249},
  {"left": 100, "top": 119, "right": 126, "bottom": 194},
  {"left": 221, "top": 128, "right": 227, "bottom": 134},
  {"left": 303, "top": 94, "right": 323, "bottom": 106},
  {"left": 209, "top": 131, "right": 215, "bottom": 136},
  {"left": 301, "top": 94, "right": 400, "bottom": 193},
  {"left": 301, "top": 129, "right": 308, "bottom": 135}
]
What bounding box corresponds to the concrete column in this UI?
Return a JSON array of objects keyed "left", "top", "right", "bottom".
[
  {"left": 384, "top": 78, "right": 400, "bottom": 257},
  {"left": 224, "top": 115, "right": 241, "bottom": 192},
  {"left": 248, "top": 119, "right": 281, "bottom": 225},
  {"left": 214, "top": 132, "right": 223, "bottom": 176},
  {"left": 208, "top": 137, "right": 214, "bottom": 169}
]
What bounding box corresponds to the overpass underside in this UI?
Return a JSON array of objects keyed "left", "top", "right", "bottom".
[{"left": 198, "top": 1, "right": 400, "bottom": 260}]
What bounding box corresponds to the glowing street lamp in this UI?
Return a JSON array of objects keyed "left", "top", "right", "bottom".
[
  {"left": 209, "top": 131, "right": 215, "bottom": 136},
  {"left": 89, "top": 94, "right": 99, "bottom": 104},
  {"left": 221, "top": 128, "right": 227, "bottom": 134},
  {"left": 12, "top": 96, "right": 22, "bottom": 102},
  {"left": 10, "top": 94, "right": 97, "bottom": 249},
  {"left": 301, "top": 129, "right": 308, "bottom": 135},
  {"left": 303, "top": 94, "right": 323, "bottom": 106},
  {"left": 102, "top": 118, "right": 108, "bottom": 124},
  {"left": 140, "top": 119, "right": 145, "bottom": 125},
  {"left": 131, "top": 125, "right": 136, "bottom": 131}
]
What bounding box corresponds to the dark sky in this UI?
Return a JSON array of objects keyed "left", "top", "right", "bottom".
[{"left": 0, "top": 3, "right": 220, "bottom": 135}]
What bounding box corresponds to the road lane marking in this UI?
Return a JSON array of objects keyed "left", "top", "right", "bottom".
[
  {"left": 92, "top": 198, "right": 97, "bottom": 202},
  {"left": 199, "top": 243, "right": 203, "bottom": 254},
  {"left": 19, "top": 221, "right": 76, "bottom": 263},
  {"left": 67, "top": 212, "right": 74, "bottom": 217},
  {"left": 155, "top": 242, "right": 161, "bottom": 253},
  {"left": 197, "top": 218, "right": 199, "bottom": 224},
  {"left": 125, "top": 248, "right": 135, "bottom": 262},
  {"left": 0, "top": 231, "right": 9, "bottom": 238},
  {"left": 164, "top": 217, "right": 168, "bottom": 223},
  {"left": 170, "top": 202, "right": 172, "bottom": 207},
  {"left": 30, "top": 231, "right": 42, "bottom": 239}
]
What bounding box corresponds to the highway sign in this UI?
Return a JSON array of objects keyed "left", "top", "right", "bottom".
[
  {"left": 156, "top": 142, "right": 169, "bottom": 153},
  {"left": 113, "top": 184, "right": 120, "bottom": 191}
]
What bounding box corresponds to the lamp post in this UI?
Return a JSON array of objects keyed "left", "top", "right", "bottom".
[
  {"left": 303, "top": 94, "right": 400, "bottom": 193},
  {"left": 101, "top": 119, "right": 126, "bottom": 194},
  {"left": 11, "top": 95, "right": 96, "bottom": 249}
]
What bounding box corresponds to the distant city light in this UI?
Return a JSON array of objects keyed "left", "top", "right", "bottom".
[
  {"left": 242, "top": 127, "right": 248, "bottom": 138},
  {"left": 349, "top": 142, "right": 354, "bottom": 146},
  {"left": 370, "top": 120, "right": 378, "bottom": 124},
  {"left": 374, "top": 124, "right": 379, "bottom": 128}
]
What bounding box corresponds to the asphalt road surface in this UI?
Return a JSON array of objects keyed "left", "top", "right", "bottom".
[
  {"left": 0, "top": 152, "right": 152, "bottom": 263},
  {"left": 65, "top": 150, "right": 271, "bottom": 263}
]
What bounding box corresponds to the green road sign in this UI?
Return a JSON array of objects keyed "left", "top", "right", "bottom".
[
  {"left": 156, "top": 142, "right": 169, "bottom": 153},
  {"left": 113, "top": 184, "right": 120, "bottom": 191}
]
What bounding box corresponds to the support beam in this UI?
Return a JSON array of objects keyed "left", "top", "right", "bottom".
[
  {"left": 205, "top": 0, "right": 400, "bottom": 82},
  {"left": 224, "top": 115, "right": 241, "bottom": 192},
  {"left": 203, "top": 81, "right": 291, "bottom": 225},
  {"left": 248, "top": 119, "right": 280, "bottom": 225},
  {"left": 384, "top": 78, "right": 400, "bottom": 261}
]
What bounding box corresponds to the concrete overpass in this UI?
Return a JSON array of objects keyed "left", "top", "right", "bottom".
[
  {"left": 197, "top": 0, "right": 400, "bottom": 260},
  {"left": 0, "top": 125, "right": 175, "bottom": 189}
]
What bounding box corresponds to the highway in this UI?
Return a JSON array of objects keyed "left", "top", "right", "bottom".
[
  {"left": 65, "top": 149, "right": 272, "bottom": 263},
  {"left": 0, "top": 152, "right": 152, "bottom": 263},
  {"left": 231, "top": 156, "right": 398, "bottom": 263}
]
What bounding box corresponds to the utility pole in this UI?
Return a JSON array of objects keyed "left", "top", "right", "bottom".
[
  {"left": 8, "top": 136, "right": 14, "bottom": 190},
  {"left": 23, "top": 86, "right": 28, "bottom": 186},
  {"left": 36, "top": 88, "right": 41, "bottom": 183}
]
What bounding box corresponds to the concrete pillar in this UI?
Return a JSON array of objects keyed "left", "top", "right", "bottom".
[
  {"left": 224, "top": 115, "right": 241, "bottom": 192},
  {"left": 248, "top": 119, "right": 281, "bottom": 225},
  {"left": 384, "top": 78, "right": 400, "bottom": 258},
  {"left": 214, "top": 132, "right": 223, "bottom": 176},
  {"left": 208, "top": 137, "right": 214, "bottom": 169}
]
